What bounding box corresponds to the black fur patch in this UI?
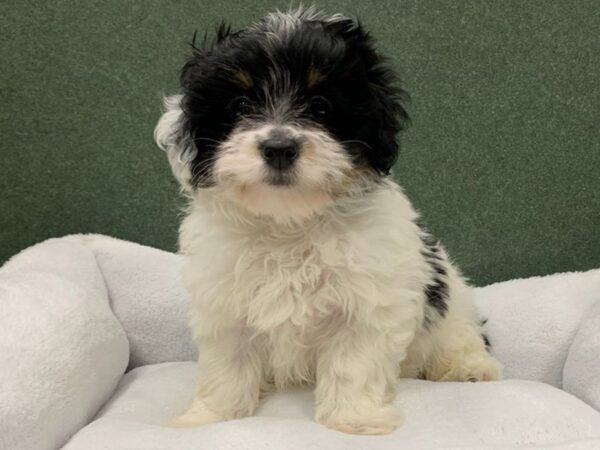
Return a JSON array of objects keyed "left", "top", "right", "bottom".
[
  {"left": 177, "top": 10, "right": 409, "bottom": 187},
  {"left": 482, "top": 333, "right": 491, "bottom": 350},
  {"left": 480, "top": 319, "right": 492, "bottom": 350},
  {"left": 420, "top": 232, "right": 449, "bottom": 324}
]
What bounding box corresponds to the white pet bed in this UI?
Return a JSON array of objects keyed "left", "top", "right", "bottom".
[{"left": 1, "top": 234, "right": 599, "bottom": 450}]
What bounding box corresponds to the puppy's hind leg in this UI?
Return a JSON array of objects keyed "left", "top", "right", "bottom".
[
  {"left": 170, "top": 329, "right": 264, "bottom": 427},
  {"left": 425, "top": 313, "right": 502, "bottom": 382}
]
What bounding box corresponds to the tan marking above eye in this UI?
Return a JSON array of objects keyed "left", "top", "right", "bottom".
[
  {"left": 232, "top": 69, "right": 253, "bottom": 89},
  {"left": 307, "top": 66, "right": 326, "bottom": 88}
]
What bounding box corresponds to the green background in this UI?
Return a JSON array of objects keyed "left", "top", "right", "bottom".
[{"left": 2, "top": 1, "right": 599, "bottom": 285}]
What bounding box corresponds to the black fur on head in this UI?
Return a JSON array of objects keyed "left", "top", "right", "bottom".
[{"left": 176, "top": 8, "right": 409, "bottom": 188}]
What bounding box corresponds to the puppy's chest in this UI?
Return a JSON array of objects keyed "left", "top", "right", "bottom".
[{"left": 236, "top": 236, "right": 348, "bottom": 336}]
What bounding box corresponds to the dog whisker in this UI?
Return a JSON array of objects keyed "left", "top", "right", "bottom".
[
  {"left": 340, "top": 140, "right": 374, "bottom": 151},
  {"left": 191, "top": 137, "right": 221, "bottom": 145}
]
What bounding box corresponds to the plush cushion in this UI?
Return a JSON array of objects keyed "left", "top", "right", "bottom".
[
  {"left": 83, "top": 235, "right": 196, "bottom": 369},
  {"left": 564, "top": 300, "right": 600, "bottom": 411},
  {"left": 2, "top": 235, "right": 600, "bottom": 450},
  {"left": 63, "top": 362, "right": 600, "bottom": 450},
  {"left": 0, "top": 239, "right": 129, "bottom": 450},
  {"left": 474, "top": 270, "right": 600, "bottom": 388}
]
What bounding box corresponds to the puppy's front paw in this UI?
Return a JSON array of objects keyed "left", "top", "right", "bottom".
[
  {"left": 169, "top": 400, "right": 224, "bottom": 428},
  {"left": 317, "top": 405, "right": 402, "bottom": 435}
]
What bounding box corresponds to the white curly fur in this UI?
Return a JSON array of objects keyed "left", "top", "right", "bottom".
[{"left": 167, "top": 180, "right": 502, "bottom": 434}]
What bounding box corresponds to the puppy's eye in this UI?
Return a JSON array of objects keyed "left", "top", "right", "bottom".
[
  {"left": 229, "top": 96, "right": 254, "bottom": 117},
  {"left": 309, "top": 96, "right": 332, "bottom": 120}
]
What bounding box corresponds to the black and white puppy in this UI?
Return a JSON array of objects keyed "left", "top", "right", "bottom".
[{"left": 155, "top": 7, "right": 501, "bottom": 435}]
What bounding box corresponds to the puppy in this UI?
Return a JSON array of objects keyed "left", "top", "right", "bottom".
[{"left": 155, "top": 7, "right": 502, "bottom": 435}]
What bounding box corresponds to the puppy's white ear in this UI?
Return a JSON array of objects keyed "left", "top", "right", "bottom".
[{"left": 154, "top": 95, "right": 197, "bottom": 191}]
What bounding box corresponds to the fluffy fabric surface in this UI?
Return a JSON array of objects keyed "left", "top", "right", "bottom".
[
  {"left": 1, "top": 235, "right": 599, "bottom": 449},
  {"left": 474, "top": 270, "right": 600, "bottom": 388},
  {"left": 83, "top": 235, "right": 196, "bottom": 369},
  {"left": 63, "top": 362, "right": 600, "bottom": 450},
  {"left": 563, "top": 300, "right": 600, "bottom": 411},
  {"left": 0, "top": 238, "right": 129, "bottom": 450}
]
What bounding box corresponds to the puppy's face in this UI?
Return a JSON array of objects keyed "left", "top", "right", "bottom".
[{"left": 156, "top": 10, "right": 407, "bottom": 221}]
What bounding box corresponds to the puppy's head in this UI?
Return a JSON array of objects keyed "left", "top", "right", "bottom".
[{"left": 156, "top": 8, "right": 408, "bottom": 221}]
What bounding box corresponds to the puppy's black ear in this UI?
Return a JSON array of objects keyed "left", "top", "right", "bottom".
[
  {"left": 366, "top": 57, "right": 409, "bottom": 174},
  {"left": 328, "top": 19, "right": 409, "bottom": 175}
]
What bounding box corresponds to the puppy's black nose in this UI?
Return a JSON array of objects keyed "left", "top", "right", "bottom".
[{"left": 260, "top": 138, "right": 299, "bottom": 170}]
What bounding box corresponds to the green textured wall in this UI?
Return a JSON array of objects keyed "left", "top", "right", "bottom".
[{"left": 2, "top": 1, "right": 599, "bottom": 285}]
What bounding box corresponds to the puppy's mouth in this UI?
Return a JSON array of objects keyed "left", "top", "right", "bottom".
[{"left": 264, "top": 169, "right": 296, "bottom": 187}]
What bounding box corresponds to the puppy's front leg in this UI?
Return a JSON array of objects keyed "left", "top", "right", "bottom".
[
  {"left": 171, "top": 328, "right": 263, "bottom": 427},
  {"left": 315, "top": 326, "right": 405, "bottom": 435}
]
